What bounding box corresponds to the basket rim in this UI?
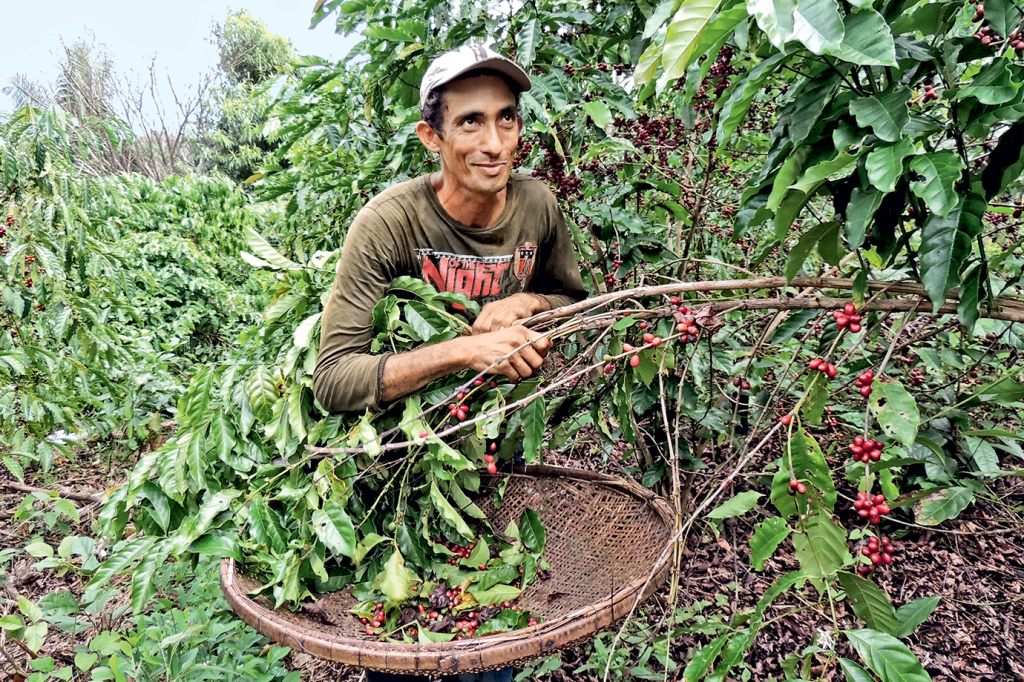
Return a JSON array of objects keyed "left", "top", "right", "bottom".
[{"left": 220, "top": 464, "right": 675, "bottom": 673}]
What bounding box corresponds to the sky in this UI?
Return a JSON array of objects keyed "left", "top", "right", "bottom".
[{"left": 0, "top": 1, "right": 361, "bottom": 116}]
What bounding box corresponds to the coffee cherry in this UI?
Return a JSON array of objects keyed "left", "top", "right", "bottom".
[
  {"left": 484, "top": 454, "right": 494, "bottom": 463},
  {"left": 796, "top": 483, "right": 807, "bottom": 495},
  {"left": 860, "top": 386, "right": 872, "bottom": 397},
  {"left": 733, "top": 377, "right": 742, "bottom": 387},
  {"left": 419, "top": 431, "right": 429, "bottom": 438},
  {"left": 490, "top": 443, "right": 498, "bottom": 452},
  {"left": 844, "top": 303, "right": 856, "bottom": 315},
  {"left": 630, "top": 355, "right": 640, "bottom": 367},
  {"left": 642, "top": 333, "right": 654, "bottom": 344},
  {"left": 528, "top": 618, "right": 538, "bottom": 626},
  {"left": 741, "top": 380, "right": 751, "bottom": 390},
  {"left": 669, "top": 296, "right": 681, "bottom": 305},
  {"left": 849, "top": 323, "right": 862, "bottom": 333},
  {"left": 487, "top": 463, "right": 498, "bottom": 474},
  {"left": 604, "top": 363, "right": 615, "bottom": 374},
  {"left": 809, "top": 358, "right": 822, "bottom": 369},
  {"left": 780, "top": 415, "right": 793, "bottom": 425}
]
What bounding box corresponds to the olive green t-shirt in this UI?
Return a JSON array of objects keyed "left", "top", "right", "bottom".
[{"left": 313, "top": 173, "right": 586, "bottom": 413}]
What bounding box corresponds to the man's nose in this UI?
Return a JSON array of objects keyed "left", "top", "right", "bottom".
[{"left": 480, "top": 121, "right": 503, "bottom": 156}]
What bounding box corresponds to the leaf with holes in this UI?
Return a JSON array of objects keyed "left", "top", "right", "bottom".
[
  {"left": 838, "top": 572, "right": 899, "bottom": 635},
  {"left": 869, "top": 381, "right": 920, "bottom": 448},
  {"left": 915, "top": 486, "right": 974, "bottom": 525},
  {"left": 845, "top": 629, "right": 931, "bottom": 682},
  {"left": 792, "top": 510, "right": 850, "bottom": 577},
  {"left": 312, "top": 501, "right": 357, "bottom": 558},
  {"left": 909, "top": 152, "right": 964, "bottom": 218},
  {"left": 866, "top": 138, "right": 915, "bottom": 194}
]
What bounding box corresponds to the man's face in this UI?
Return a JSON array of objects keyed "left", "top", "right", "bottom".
[{"left": 430, "top": 74, "right": 522, "bottom": 197}]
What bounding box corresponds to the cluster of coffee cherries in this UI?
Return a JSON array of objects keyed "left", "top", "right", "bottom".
[
  {"left": 976, "top": 24, "right": 1001, "bottom": 44},
  {"left": 787, "top": 477, "right": 808, "bottom": 495},
  {"left": 672, "top": 299, "right": 701, "bottom": 345},
  {"left": 920, "top": 83, "right": 940, "bottom": 102},
  {"left": 1011, "top": 33, "right": 1024, "bottom": 53},
  {"left": 856, "top": 535, "right": 897, "bottom": 577},
  {"left": 854, "top": 369, "right": 876, "bottom": 397},
  {"left": 853, "top": 492, "right": 891, "bottom": 524},
  {"left": 439, "top": 538, "right": 486, "bottom": 567},
  {"left": 733, "top": 377, "right": 751, "bottom": 391},
  {"left": 833, "top": 303, "right": 863, "bottom": 333},
  {"left": 908, "top": 367, "right": 926, "bottom": 387},
  {"left": 605, "top": 241, "right": 623, "bottom": 288},
  {"left": 808, "top": 357, "right": 838, "bottom": 379},
  {"left": 359, "top": 601, "right": 390, "bottom": 634},
  {"left": 484, "top": 440, "right": 499, "bottom": 474},
  {"left": 848, "top": 435, "right": 884, "bottom": 463},
  {"left": 0, "top": 215, "right": 10, "bottom": 256}
]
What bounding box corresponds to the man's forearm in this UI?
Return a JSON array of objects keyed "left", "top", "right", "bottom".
[{"left": 379, "top": 337, "right": 470, "bottom": 403}]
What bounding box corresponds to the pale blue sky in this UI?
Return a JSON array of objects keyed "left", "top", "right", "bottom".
[{"left": 1, "top": 1, "right": 360, "bottom": 115}]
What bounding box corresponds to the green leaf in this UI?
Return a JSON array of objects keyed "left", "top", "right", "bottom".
[
  {"left": 747, "top": 0, "right": 796, "bottom": 50},
  {"left": 18, "top": 596, "right": 43, "bottom": 623},
  {"left": 210, "top": 412, "right": 235, "bottom": 465},
  {"left": 915, "top": 486, "right": 974, "bottom": 525},
  {"left": 846, "top": 185, "right": 884, "bottom": 250},
  {"left": 130, "top": 546, "right": 171, "bottom": 615},
  {"left": 750, "top": 517, "right": 790, "bottom": 570},
  {"left": 791, "top": 0, "right": 845, "bottom": 54},
  {"left": 517, "top": 18, "right": 540, "bottom": 68},
  {"left": 785, "top": 221, "right": 840, "bottom": 281},
  {"left": 467, "top": 583, "right": 522, "bottom": 606},
  {"left": 311, "top": 501, "right": 357, "bottom": 558},
  {"left": 582, "top": 101, "right": 613, "bottom": 128},
  {"left": 838, "top": 572, "right": 899, "bottom": 636},
  {"left": 839, "top": 657, "right": 876, "bottom": 682},
  {"left": 522, "top": 397, "right": 545, "bottom": 463},
  {"left": 249, "top": 494, "right": 287, "bottom": 554},
  {"left": 791, "top": 151, "right": 864, "bottom": 194},
  {"left": 519, "top": 508, "right": 546, "bottom": 553},
  {"left": 293, "top": 312, "right": 322, "bottom": 349},
  {"left": 866, "top": 138, "right": 915, "bottom": 194},
  {"left": 830, "top": 9, "right": 896, "bottom": 66},
  {"left": 869, "top": 381, "right": 921, "bottom": 448},
  {"left": 849, "top": 87, "right": 911, "bottom": 142},
  {"left": 460, "top": 537, "right": 490, "bottom": 568},
  {"left": 374, "top": 548, "right": 416, "bottom": 605},
  {"left": 771, "top": 427, "right": 837, "bottom": 516},
  {"left": 982, "top": 0, "right": 1021, "bottom": 41},
  {"left": 418, "top": 628, "right": 457, "bottom": 643},
  {"left": 430, "top": 481, "right": 474, "bottom": 539},
  {"left": 895, "top": 596, "right": 940, "bottom": 638},
  {"left": 845, "top": 629, "right": 931, "bottom": 682},
  {"left": 957, "top": 265, "right": 983, "bottom": 334},
  {"left": 23, "top": 621, "right": 46, "bottom": 652},
  {"left": 362, "top": 25, "right": 416, "bottom": 42},
  {"left": 244, "top": 227, "right": 300, "bottom": 270},
  {"left": 708, "top": 491, "right": 762, "bottom": 519},
  {"left": 660, "top": 0, "right": 724, "bottom": 80},
  {"left": 716, "top": 52, "right": 788, "bottom": 149},
  {"left": 958, "top": 57, "right": 1022, "bottom": 106},
  {"left": 684, "top": 633, "right": 730, "bottom": 681},
  {"left": 919, "top": 194, "right": 985, "bottom": 311},
  {"left": 792, "top": 511, "right": 851, "bottom": 577},
  {"left": 75, "top": 652, "right": 98, "bottom": 671},
  {"left": 909, "top": 152, "right": 964, "bottom": 218}
]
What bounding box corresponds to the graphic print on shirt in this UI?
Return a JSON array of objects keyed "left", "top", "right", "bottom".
[{"left": 417, "top": 242, "right": 536, "bottom": 306}]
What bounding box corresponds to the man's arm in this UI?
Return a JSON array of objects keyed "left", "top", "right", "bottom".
[{"left": 380, "top": 325, "right": 552, "bottom": 403}]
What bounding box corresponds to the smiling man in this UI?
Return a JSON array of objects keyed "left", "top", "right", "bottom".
[{"left": 314, "top": 44, "right": 587, "bottom": 414}]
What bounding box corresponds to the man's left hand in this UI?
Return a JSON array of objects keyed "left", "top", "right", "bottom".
[{"left": 472, "top": 293, "right": 550, "bottom": 334}]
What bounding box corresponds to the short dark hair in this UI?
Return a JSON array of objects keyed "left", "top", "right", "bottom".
[{"left": 420, "top": 67, "right": 523, "bottom": 140}]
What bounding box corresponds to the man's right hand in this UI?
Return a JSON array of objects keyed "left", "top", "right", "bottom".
[{"left": 463, "top": 326, "right": 552, "bottom": 382}]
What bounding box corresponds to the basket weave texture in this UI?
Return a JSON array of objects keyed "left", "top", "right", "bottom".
[{"left": 220, "top": 465, "right": 675, "bottom": 674}]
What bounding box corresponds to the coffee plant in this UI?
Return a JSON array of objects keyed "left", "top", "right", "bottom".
[{"left": 3, "top": 0, "right": 1024, "bottom": 678}]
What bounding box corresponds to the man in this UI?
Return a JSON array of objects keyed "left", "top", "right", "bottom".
[{"left": 314, "top": 44, "right": 587, "bottom": 414}]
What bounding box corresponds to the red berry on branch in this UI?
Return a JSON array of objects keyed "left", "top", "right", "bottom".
[
  {"left": 484, "top": 454, "right": 494, "bottom": 463},
  {"left": 419, "top": 431, "right": 428, "bottom": 438},
  {"left": 487, "top": 463, "right": 498, "bottom": 474},
  {"left": 849, "top": 323, "right": 862, "bottom": 333},
  {"left": 861, "top": 386, "right": 872, "bottom": 397},
  {"left": 809, "top": 358, "right": 822, "bottom": 369},
  {"left": 780, "top": 415, "right": 793, "bottom": 425},
  {"left": 844, "top": 303, "right": 856, "bottom": 316},
  {"left": 630, "top": 355, "right": 640, "bottom": 367},
  {"left": 643, "top": 333, "right": 655, "bottom": 344},
  {"left": 796, "top": 483, "right": 807, "bottom": 494}
]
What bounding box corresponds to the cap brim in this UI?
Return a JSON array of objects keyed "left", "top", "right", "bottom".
[{"left": 444, "top": 57, "right": 532, "bottom": 94}]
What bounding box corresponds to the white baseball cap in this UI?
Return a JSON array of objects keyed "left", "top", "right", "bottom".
[{"left": 419, "top": 44, "right": 532, "bottom": 105}]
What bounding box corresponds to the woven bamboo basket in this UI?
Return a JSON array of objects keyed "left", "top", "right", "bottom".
[{"left": 220, "top": 465, "right": 676, "bottom": 674}]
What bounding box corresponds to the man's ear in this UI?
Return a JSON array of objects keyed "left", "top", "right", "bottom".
[{"left": 417, "top": 121, "right": 442, "bottom": 153}]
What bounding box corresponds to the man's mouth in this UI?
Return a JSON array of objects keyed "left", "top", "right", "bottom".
[{"left": 473, "top": 161, "right": 507, "bottom": 176}]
